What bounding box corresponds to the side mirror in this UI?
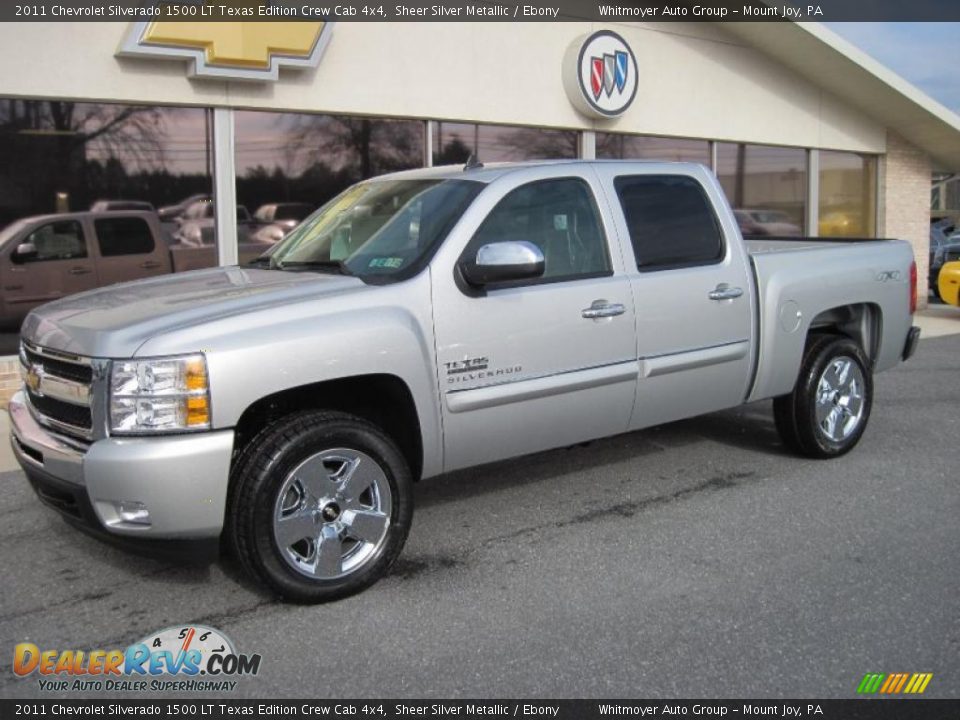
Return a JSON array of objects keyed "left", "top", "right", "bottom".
[
  {"left": 461, "top": 241, "right": 545, "bottom": 286},
  {"left": 12, "top": 242, "right": 38, "bottom": 263}
]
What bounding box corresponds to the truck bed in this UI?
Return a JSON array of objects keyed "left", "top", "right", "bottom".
[
  {"left": 745, "top": 236, "right": 878, "bottom": 255},
  {"left": 743, "top": 235, "right": 915, "bottom": 404}
]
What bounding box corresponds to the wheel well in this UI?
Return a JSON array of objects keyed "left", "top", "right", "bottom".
[
  {"left": 231, "top": 374, "right": 423, "bottom": 480},
  {"left": 807, "top": 303, "right": 881, "bottom": 362}
]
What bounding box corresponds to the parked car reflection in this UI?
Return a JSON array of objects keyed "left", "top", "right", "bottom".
[
  {"left": 173, "top": 200, "right": 255, "bottom": 247},
  {"left": 733, "top": 208, "right": 801, "bottom": 237},
  {"left": 157, "top": 193, "right": 211, "bottom": 223},
  {"left": 90, "top": 199, "right": 156, "bottom": 213},
  {"left": 251, "top": 202, "right": 315, "bottom": 244}
]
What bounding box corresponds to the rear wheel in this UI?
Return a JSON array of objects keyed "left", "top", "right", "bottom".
[
  {"left": 773, "top": 335, "right": 872, "bottom": 459},
  {"left": 228, "top": 411, "right": 413, "bottom": 603}
]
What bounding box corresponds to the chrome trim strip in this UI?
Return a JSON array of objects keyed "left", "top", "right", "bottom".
[
  {"left": 24, "top": 394, "right": 94, "bottom": 441},
  {"left": 446, "top": 360, "right": 638, "bottom": 414},
  {"left": 9, "top": 391, "right": 86, "bottom": 485},
  {"left": 641, "top": 340, "right": 750, "bottom": 379},
  {"left": 21, "top": 339, "right": 92, "bottom": 366},
  {"left": 19, "top": 340, "right": 99, "bottom": 440},
  {"left": 19, "top": 361, "right": 91, "bottom": 406}
]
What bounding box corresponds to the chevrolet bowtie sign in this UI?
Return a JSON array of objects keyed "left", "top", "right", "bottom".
[{"left": 117, "top": 21, "right": 333, "bottom": 81}]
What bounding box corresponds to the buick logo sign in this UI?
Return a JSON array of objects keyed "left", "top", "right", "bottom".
[{"left": 563, "top": 30, "right": 638, "bottom": 118}]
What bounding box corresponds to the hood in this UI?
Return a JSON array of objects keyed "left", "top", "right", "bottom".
[{"left": 22, "top": 266, "right": 366, "bottom": 358}]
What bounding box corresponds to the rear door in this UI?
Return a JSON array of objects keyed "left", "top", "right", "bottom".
[
  {"left": 431, "top": 168, "right": 638, "bottom": 472},
  {"left": 593, "top": 165, "right": 755, "bottom": 430},
  {"left": 1, "top": 218, "right": 99, "bottom": 325},
  {"left": 92, "top": 215, "right": 168, "bottom": 285}
]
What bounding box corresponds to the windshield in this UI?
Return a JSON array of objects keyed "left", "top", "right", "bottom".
[
  {"left": 267, "top": 178, "right": 483, "bottom": 281},
  {"left": 0, "top": 219, "right": 29, "bottom": 248}
]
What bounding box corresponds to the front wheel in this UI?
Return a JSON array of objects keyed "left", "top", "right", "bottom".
[
  {"left": 227, "top": 411, "right": 413, "bottom": 603},
  {"left": 773, "top": 335, "right": 873, "bottom": 459}
]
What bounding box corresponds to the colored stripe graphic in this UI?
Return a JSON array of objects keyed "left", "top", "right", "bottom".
[{"left": 857, "top": 672, "right": 932, "bottom": 694}]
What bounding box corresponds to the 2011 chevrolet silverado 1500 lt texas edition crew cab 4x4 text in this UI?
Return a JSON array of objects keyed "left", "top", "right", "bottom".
[{"left": 9, "top": 161, "right": 921, "bottom": 602}]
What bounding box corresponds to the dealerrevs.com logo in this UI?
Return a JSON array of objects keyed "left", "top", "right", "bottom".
[{"left": 13, "top": 625, "right": 261, "bottom": 692}]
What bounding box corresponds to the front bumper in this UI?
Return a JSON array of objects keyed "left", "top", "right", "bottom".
[{"left": 9, "top": 391, "right": 234, "bottom": 541}]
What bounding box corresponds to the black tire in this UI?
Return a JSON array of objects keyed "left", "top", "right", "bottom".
[
  {"left": 227, "top": 410, "right": 413, "bottom": 603},
  {"left": 773, "top": 334, "right": 873, "bottom": 459}
]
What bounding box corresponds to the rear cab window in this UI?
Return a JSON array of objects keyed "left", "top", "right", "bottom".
[
  {"left": 94, "top": 217, "right": 155, "bottom": 257},
  {"left": 614, "top": 175, "right": 724, "bottom": 271}
]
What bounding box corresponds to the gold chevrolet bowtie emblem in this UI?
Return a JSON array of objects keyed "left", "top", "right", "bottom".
[
  {"left": 24, "top": 363, "right": 42, "bottom": 395},
  {"left": 117, "top": 20, "right": 333, "bottom": 81}
]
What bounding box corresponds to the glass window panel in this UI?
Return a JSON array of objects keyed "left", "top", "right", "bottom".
[
  {"left": 0, "top": 99, "right": 213, "bottom": 343},
  {"left": 235, "top": 110, "right": 425, "bottom": 254},
  {"left": 716, "top": 143, "right": 807, "bottom": 237},
  {"left": 596, "top": 134, "right": 710, "bottom": 164},
  {"left": 95, "top": 217, "right": 155, "bottom": 257},
  {"left": 465, "top": 178, "right": 610, "bottom": 283},
  {"left": 432, "top": 122, "right": 578, "bottom": 164},
  {"left": 22, "top": 220, "right": 87, "bottom": 262},
  {"left": 818, "top": 151, "right": 877, "bottom": 238},
  {"left": 614, "top": 175, "right": 723, "bottom": 271}
]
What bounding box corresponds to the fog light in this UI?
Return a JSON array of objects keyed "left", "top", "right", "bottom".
[{"left": 117, "top": 501, "right": 150, "bottom": 526}]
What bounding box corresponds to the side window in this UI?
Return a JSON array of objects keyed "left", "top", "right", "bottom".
[
  {"left": 20, "top": 221, "right": 87, "bottom": 262},
  {"left": 466, "top": 178, "right": 611, "bottom": 283},
  {"left": 94, "top": 217, "right": 155, "bottom": 257},
  {"left": 614, "top": 175, "right": 724, "bottom": 271}
]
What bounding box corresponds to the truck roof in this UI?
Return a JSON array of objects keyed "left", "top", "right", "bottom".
[
  {"left": 381, "top": 159, "right": 710, "bottom": 183},
  {"left": 9, "top": 210, "right": 159, "bottom": 226}
]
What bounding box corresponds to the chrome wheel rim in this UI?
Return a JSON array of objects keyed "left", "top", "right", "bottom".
[
  {"left": 815, "top": 356, "right": 866, "bottom": 443},
  {"left": 272, "top": 448, "right": 392, "bottom": 580}
]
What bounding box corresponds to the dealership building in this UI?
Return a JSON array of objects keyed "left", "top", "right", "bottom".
[{"left": 0, "top": 18, "right": 958, "bottom": 378}]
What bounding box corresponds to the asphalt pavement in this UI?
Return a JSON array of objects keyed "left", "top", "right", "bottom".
[{"left": 0, "top": 334, "right": 958, "bottom": 700}]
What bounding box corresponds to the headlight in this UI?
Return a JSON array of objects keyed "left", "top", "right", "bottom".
[{"left": 110, "top": 354, "right": 210, "bottom": 434}]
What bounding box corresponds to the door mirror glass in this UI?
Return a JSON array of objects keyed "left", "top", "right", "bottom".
[
  {"left": 12, "top": 242, "right": 38, "bottom": 263},
  {"left": 461, "top": 241, "right": 545, "bottom": 286}
]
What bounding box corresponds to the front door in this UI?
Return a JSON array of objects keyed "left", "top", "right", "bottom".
[{"left": 431, "top": 172, "right": 638, "bottom": 472}]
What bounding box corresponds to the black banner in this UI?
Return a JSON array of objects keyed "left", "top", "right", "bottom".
[
  {"left": 5, "top": 0, "right": 960, "bottom": 22},
  {"left": 1, "top": 700, "right": 959, "bottom": 720}
]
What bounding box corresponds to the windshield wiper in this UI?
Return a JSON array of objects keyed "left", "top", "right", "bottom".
[
  {"left": 245, "top": 256, "right": 274, "bottom": 268},
  {"left": 277, "top": 259, "right": 353, "bottom": 276}
]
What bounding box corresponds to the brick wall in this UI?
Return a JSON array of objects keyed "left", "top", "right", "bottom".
[
  {"left": 0, "top": 357, "right": 19, "bottom": 408},
  {"left": 880, "top": 132, "right": 932, "bottom": 309}
]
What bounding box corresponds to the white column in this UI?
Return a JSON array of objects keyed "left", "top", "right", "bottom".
[
  {"left": 212, "top": 107, "right": 238, "bottom": 266},
  {"left": 579, "top": 130, "right": 596, "bottom": 160},
  {"left": 423, "top": 121, "right": 433, "bottom": 167},
  {"left": 806, "top": 148, "right": 820, "bottom": 238}
]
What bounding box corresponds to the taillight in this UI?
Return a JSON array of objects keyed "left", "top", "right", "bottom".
[{"left": 909, "top": 260, "right": 917, "bottom": 315}]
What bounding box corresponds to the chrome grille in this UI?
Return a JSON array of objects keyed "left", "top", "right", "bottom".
[{"left": 20, "top": 340, "right": 94, "bottom": 440}]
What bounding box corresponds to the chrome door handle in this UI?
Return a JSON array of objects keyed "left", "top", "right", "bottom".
[
  {"left": 68, "top": 267, "right": 92, "bottom": 275},
  {"left": 140, "top": 260, "right": 162, "bottom": 269},
  {"left": 582, "top": 300, "right": 626, "bottom": 319},
  {"left": 708, "top": 284, "right": 744, "bottom": 301}
]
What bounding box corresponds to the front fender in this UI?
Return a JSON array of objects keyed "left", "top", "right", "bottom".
[{"left": 134, "top": 273, "right": 443, "bottom": 478}]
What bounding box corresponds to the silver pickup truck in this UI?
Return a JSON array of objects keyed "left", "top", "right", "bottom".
[{"left": 9, "top": 161, "right": 920, "bottom": 602}]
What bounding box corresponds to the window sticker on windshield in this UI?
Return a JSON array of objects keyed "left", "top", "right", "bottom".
[
  {"left": 368, "top": 257, "right": 404, "bottom": 269},
  {"left": 553, "top": 214, "right": 568, "bottom": 231}
]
